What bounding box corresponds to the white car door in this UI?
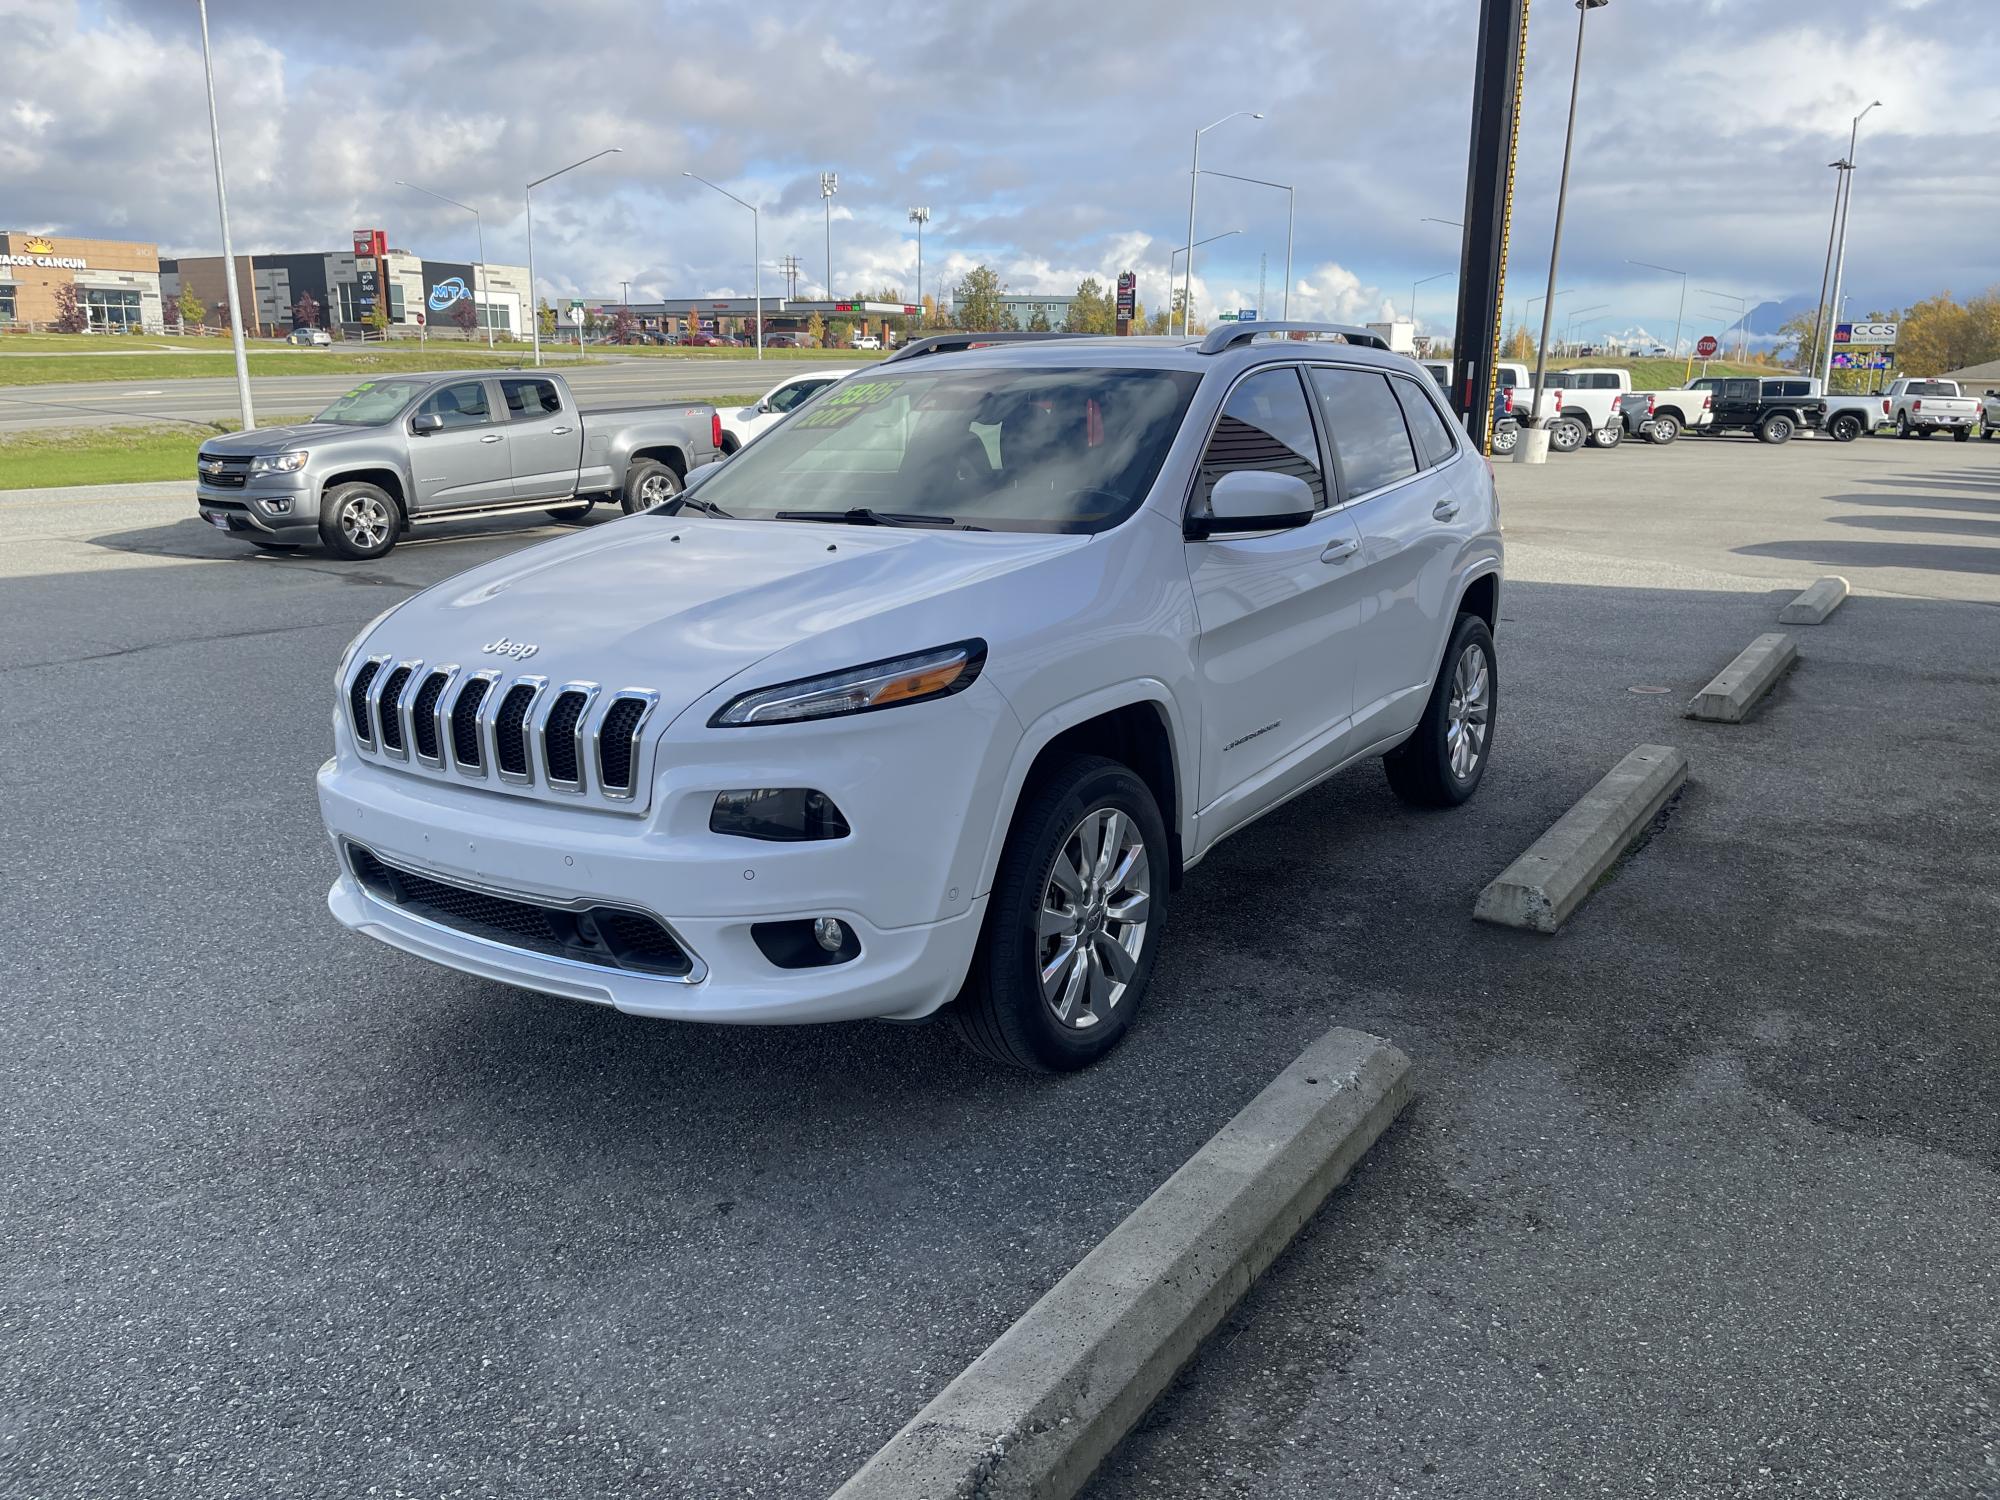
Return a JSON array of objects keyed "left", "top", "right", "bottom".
[
  {"left": 1307, "top": 365, "right": 1462, "bottom": 743},
  {"left": 1183, "top": 366, "right": 1366, "bottom": 842}
]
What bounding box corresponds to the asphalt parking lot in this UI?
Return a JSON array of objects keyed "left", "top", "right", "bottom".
[{"left": 4, "top": 434, "right": 1996, "bottom": 1498}]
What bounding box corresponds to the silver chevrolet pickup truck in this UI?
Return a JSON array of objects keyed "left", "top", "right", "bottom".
[{"left": 196, "top": 370, "right": 721, "bottom": 558}]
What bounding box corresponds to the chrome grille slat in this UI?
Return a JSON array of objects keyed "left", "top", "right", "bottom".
[{"left": 340, "top": 657, "right": 657, "bottom": 812}]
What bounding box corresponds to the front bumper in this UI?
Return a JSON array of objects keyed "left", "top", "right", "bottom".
[{"left": 197, "top": 475, "right": 318, "bottom": 542}]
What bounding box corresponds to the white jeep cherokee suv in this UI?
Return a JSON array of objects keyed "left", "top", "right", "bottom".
[{"left": 320, "top": 324, "right": 1503, "bottom": 1071}]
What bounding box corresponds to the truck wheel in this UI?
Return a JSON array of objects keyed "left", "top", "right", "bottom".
[
  {"left": 1384, "top": 613, "right": 1496, "bottom": 808},
  {"left": 948, "top": 755, "right": 1168, "bottom": 1072},
  {"left": 1758, "top": 414, "right": 1795, "bottom": 445},
  {"left": 1590, "top": 421, "right": 1623, "bottom": 449},
  {"left": 1828, "top": 413, "right": 1862, "bottom": 443},
  {"left": 622, "top": 458, "right": 681, "bottom": 514},
  {"left": 1646, "top": 414, "right": 1680, "bottom": 444},
  {"left": 1490, "top": 422, "right": 1518, "bottom": 455},
  {"left": 1896, "top": 413, "right": 1915, "bottom": 438},
  {"left": 1953, "top": 427, "right": 1971, "bottom": 443},
  {"left": 319, "top": 482, "right": 400, "bottom": 560},
  {"left": 1548, "top": 418, "right": 1586, "bottom": 454}
]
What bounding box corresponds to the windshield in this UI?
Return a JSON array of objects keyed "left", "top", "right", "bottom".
[
  {"left": 312, "top": 379, "right": 428, "bottom": 426},
  {"left": 685, "top": 365, "right": 1202, "bottom": 533}
]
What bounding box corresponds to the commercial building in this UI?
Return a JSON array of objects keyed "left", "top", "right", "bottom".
[
  {"left": 582, "top": 296, "right": 920, "bottom": 341},
  {"left": 0, "top": 232, "right": 165, "bottom": 332},
  {"left": 162, "top": 241, "right": 529, "bottom": 338}
]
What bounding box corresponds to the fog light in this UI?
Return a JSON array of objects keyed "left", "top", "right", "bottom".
[
  {"left": 262, "top": 496, "right": 293, "bottom": 515},
  {"left": 813, "top": 916, "right": 846, "bottom": 952}
]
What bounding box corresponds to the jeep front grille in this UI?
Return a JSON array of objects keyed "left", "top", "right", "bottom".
[{"left": 342, "top": 654, "right": 659, "bottom": 811}]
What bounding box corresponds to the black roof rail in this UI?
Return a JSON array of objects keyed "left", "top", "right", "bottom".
[
  {"left": 882, "top": 331, "right": 1094, "bottom": 363},
  {"left": 1197, "top": 321, "right": 1391, "bottom": 355}
]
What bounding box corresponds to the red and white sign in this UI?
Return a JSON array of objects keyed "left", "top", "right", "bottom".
[{"left": 1695, "top": 335, "right": 1719, "bottom": 358}]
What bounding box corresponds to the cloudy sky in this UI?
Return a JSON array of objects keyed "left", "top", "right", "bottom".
[{"left": 6, "top": 0, "right": 1995, "bottom": 343}]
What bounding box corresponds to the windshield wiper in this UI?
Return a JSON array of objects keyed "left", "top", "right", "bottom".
[
  {"left": 664, "top": 495, "right": 732, "bottom": 518},
  {"left": 773, "top": 507, "right": 960, "bottom": 528}
]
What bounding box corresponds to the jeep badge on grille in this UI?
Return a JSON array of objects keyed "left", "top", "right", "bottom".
[{"left": 481, "top": 637, "right": 540, "bottom": 660}]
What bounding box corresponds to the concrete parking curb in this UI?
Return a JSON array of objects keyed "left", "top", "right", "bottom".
[
  {"left": 1778, "top": 575, "right": 1849, "bottom": 625},
  {"left": 831, "top": 1028, "right": 1412, "bottom": 1500},
  {"left": 1474, "top": 744, "right": 1689, "bottom": 933},
  {"left": 1688, "top": 632, "right": 1798, "bottom": 723}
]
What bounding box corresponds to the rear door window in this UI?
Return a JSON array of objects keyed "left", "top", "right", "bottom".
[
  {"left": 1389, "top": 377, "right": 1461, "bottom": 469},
  {"left": 1308, "top": 366, "right": 1419, "bottom": 497},
  {"left": 499, "top": 377, "right": 563, "bottom": 418},
  {"left": 1195, "top": 367, "right": 1327, "bottom": 513}
]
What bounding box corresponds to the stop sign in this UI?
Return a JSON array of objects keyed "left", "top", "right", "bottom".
[{"left": 1696, "top": 335, "right": 1719, "bottom": 358}]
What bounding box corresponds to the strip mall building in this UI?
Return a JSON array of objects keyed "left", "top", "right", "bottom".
[{"left": 0, "top": 232, "right": 166, "bottom": 331}]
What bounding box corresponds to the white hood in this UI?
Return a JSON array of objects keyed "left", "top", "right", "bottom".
[{"left": 363, "top": 515, "right": 1086, "bottom": 711}]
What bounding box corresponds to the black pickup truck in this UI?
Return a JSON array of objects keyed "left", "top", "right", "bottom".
[{"left": 1704, "top": 377, "right": 1827, "bottom": 445}]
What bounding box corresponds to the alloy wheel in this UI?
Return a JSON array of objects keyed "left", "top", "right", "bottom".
[
  {"left": 1037, "top": 808, "right": 1151, "bottom": 1031},
  {"left": 340, "top": 494, "right": 391, "bottom": 549},
  {"left": 1446, "top": 643, "right": 1491, "bottom": 780},
  {"left": 639, "top": 471, "right": 676, "bottom": 505}
]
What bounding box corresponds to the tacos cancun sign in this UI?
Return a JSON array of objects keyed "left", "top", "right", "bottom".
[{"left": 1, "top": 253, "right": 88, "bottom": 270}]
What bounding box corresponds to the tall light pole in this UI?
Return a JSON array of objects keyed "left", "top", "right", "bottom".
[
  {"left": 1819, "top": 100, "right": 1882, "bottom": 391},
  {"left": 1181, "top": 110, "right": 1263, "bottom": 335},
  {"left": 1410, "top": 271, "right": 1453, "bottom": 331},
  {"left": 1196, "top": 167, "right": 1292, "bottom": 318},
  {"left": 1701, "top": 289, "right": 1747, "bottom": 362},
  {"left": 1529, "top": 0, "right": 1611, "bottom": 429},
  {"left": 1520, "top": 288, "right": 1573, "bottom": 354},
  {"left": 526, "top": 147, "right": 621, "bottom": 368},
  {"left": 1168, "top": 229, "right": 1244, "bottom": 329},
  {"left": 397, "top": 179, "right": 493, "bottom": 349},
  {"left": 1626, "top": 258, "right": 1687, "bottom": 357},
  {"left": 684, "top": 171, "right": 762, "bottom": 359},
  {"left": 819, "top": 172, "right": 839, "bottom": 299},
  {"left": 908, "top": 206, "right": 931, "bottom": 321},
  {"left": 1805, "top": 163, "right": 1848, "bottom": 375},
  {"left": 1422, "top": 217, "right": 1463, "bottom": 230},
  {"left": 197, "top": 0, "right": 253, "bottom": 429},
  {"left": 1563, "top": 302, "right": 1610, "bottom": 355}
]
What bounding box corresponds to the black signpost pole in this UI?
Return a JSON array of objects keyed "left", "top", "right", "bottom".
[{"left": 1449, "top": 0, "right": 1529, "bottom": 453}]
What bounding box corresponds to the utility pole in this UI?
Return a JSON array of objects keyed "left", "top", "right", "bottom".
[
  {"left": 197, "top": 0, "right": 253, "bottom": 430},
  {"left": 908, "top": 206, "right": 931, "bottom": 319},
  {"left": 1819, "top": 101, "right": 1882, "bottom": 391},
  {"left": 1528, "top": 0, "right": 1611, "bottom": 444}
]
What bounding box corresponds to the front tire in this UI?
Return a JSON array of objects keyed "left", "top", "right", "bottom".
[
  {"left": 1759, "top": 414, "right": 1795, "bottom": 445},
  {"left": 948, "top": 756, "right": 1168, "bottom": 1072},
  {"left": 319, "top": 482, "right": 400, "bottom": 560},
  {"left": 1647, "top": 413, "right": 1680, "bottom": 444},
  {"left": 1829, "top": 413, "right": 1862, "bottom": 442},
  {"left": 1384, "top": 614, "right": 1496, "bottom": 808},
  {"left": 621, "top": 458, "right": 681, "bottom": 514}
]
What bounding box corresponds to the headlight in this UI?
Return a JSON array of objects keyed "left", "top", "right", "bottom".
[
  {"left": 250, "top": 451, "right": 309, "bottom": 475},
  {"left": 709, "top": 640, "right": 986, "bottom": 727}
]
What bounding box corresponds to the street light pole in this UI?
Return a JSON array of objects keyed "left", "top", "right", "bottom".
[
  {"left": 1195, "top": 167, "right": 1292, "bottom": 319},
  {"left": 196, "top": 0, "right": 253, "bottom": 430},
  {"left": 1410, "top": 271, "right": 1453, "bottom": 331},
  {"left": 1701, "top": 289, "right": 1747, "bottom": 362},
  {"left": 907, "top": 206, "right": 931, "bottom": 322},
  {"left": 1182, "top": 110, "right": 1263, "bottom": 335},
  {"left": 819, "top": 172, "right": 839, "bottom": 300},
  {"left": 397, "top": 179, "right": 493, "bottom": 349},
  {"left": 1626, "top": 258, "right": 1687, "bottom": 357},
  {"left": 1168, "top": 229, "right": 1244, "bottom": 320},
  {"left": 1529, "top": 0, "right": 1610, "bottom": 429},
  {"left": 526, "top": 147, "right": 622, "bottom": 368},
  {"left": 1819, "top": 100, "right": 1882, "bottom": 390},
  {"left": 1563, "top": 303, "right": 1610, "bottom": 356},
  {"left": 684, "top": 171, "right": 762, "bottom": 359}
]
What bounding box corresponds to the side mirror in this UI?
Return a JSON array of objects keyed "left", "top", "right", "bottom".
[
  {"left": 1187, "top": 470, "right": 1317, "bottom": 539},
  {"left": 410, "top": 413, "right": 443, "bottom": 435},
  {"left": 753, "top": 401, "right": 772, "bottom": 415}
]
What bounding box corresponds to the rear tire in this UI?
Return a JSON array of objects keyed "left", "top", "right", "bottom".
[
  {"left": 947, "top": 756, "right": 1168, "bottom": 1073},
  {"left": 1759, "top": 414, "right": 1795, "bottom": 445},
  {"left": 1953, "top": 427, "right": 1971, "bottom": 443},
  {"left": 1548, "top": 418, "right": 1586, "bottom": 454},
  {"left": 1384, "top": 613, "right": 1496, "bottom": 808},
  {"left": 1490, "top": 421, "right": 1518, "bottom": 456},
  {"left": 621, "top": 458, "right": 681, "bottom": 514},
  {"left": 1646, "top": 413, "right": 1680, "bottom": 445},
  {"left": 1897, "top": 414, "right": 1916, "bottom": 438},
  {"left": 1829, "top": 413, "right": 1862, "bottom": 443},
  {"left": 1591, "top": 421, "right": 1623, "bottom": 449},
  {"left": 319, "top": 482, "right": 400, "bottom": 560}
]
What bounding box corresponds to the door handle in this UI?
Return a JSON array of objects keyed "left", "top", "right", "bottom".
[
  {"left": 551, "top": 425, "right": 572, "bottom": 435},
  {"left": 1432, "top": 500, "right": 1460, "bottom": 520},
  {"left": 480, "top": 433, "right": 504, "bottom": 444},
  {"left": 1320, "top": 537, "right": 1360, "bottom": 563}
]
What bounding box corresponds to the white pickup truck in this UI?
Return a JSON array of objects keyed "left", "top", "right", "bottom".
[
  {"left": 1521, "top": 367, "right": 1632, "bottom": 452},
  {"left": 1617, "top": 377, "right": 1723, "bottom": 444},
  {"left": 1887, "top": 378, "right": 1980, "bottom": 440}
]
